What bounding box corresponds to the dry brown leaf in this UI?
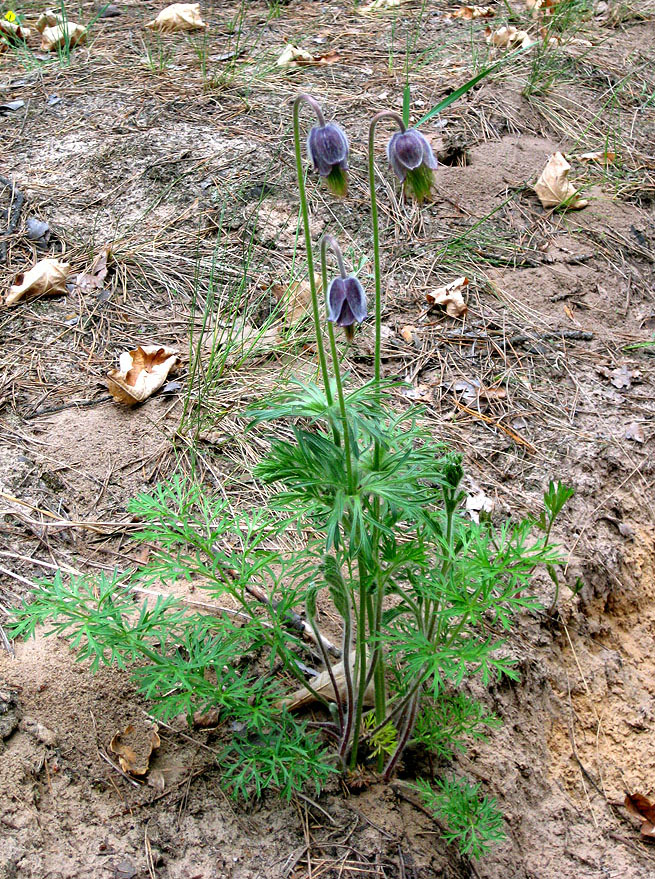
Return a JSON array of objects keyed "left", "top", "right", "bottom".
[
  {"left": 625, "top": 422, "right": 645, "bottom": 444},
  {"left": 579, "top": 149, "right": 616, "bottom": 164},
  {"left": 625, "top": 792, "right": 655, "bottom": 824},
  {"left": 451, "top": 5, "right": 495, "bottom": 18},
  {"left": 271, "top": 276, "right": 321, "bottom": 324},
  {"left": 610, "top": 364, "right": 632, "bottom": 389},
  {"left": 359, "top": 0, "right": 403, "bottom": 11},
  {"left": 36, "top": 10, "right": 61, "bottom": 33},
  {"left": 277, "top": 653, "right": 375, "bottom": 711},
  {"left": 5, "top": 258, "right": 71, "bottom": 306},
  {"left": 106, "top": 345, "right": 180, "bottom": 405},
  {"left": 485, "top": 25, "right": 534, "bottom": 48},
  {"left": 465, "top": 489, "right": 494, "bottom": 523},
  {"left": 525, "top": 0, "right": 555, "bottom": 14},
  {"left": 0, "top": 19, "right": 32, "bottom": 40},
  {"left": 109, "top": 724, "right": 160, "bottom": 776},
  {"left": 41, "top": 22, "right": 87, "bottom": 51},
  {"left": 426, "top": 276, "right": 469, "bottom": 317},
  {"left": 534, "top": 152, "right": 588, "bottom": 210},
  {"left": 146, "top": 3, "right": 208, "bottom": 33},
  {"left": 276, "top": 44, "right": 314, "bottom": 67},
  {"left": 275, "top": 44, "right": 338, "bottom": 68},
  {"left": 74, "top": 246, "right": 111, "bottom": 293},
  {"left": 399, "top": 325, "right": 416, "bottom": 344}
]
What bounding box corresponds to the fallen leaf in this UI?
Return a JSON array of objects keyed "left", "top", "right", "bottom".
[
  {"left": 625, "top": 422, "right": 645, "bottom": 444},
  {"left": 610, "top": 364, "right": 632, "bottom": 389},
  {"left": 106, "top": 345, "right": 180, "bottom": 405},
  {"left": 426, "top": 276, "right": 469, "bottom": 317},
  {"left": 41, "top": 22, "right": 88, "bottom": 52},
  {"left": 399, "top": 325, "right": 416, "bottom": 344},
  {"left": 278, "top": 653, "right": 374, "bottom": 711},
  {"left": 451, "top": 4, "right": 495, "bottom": 18},
  {"left": 74, "top": 246, "right": 111, "bottom": 294},
  {"left": 0, "top": 19, "right": 31, "bottom": 41},
  {"left": 0, "top": 100, "right": 25, "bottom": 114},
  {"left": 276, "top": 44, "right": 339, "bottom": 68},
  {"left": 579, "top": 150, "right": 616, "bottom": 164},
  {"left": 534, "top": 152, "right": 588, "bottom": 210},
  {"left": 625, "top": 793, "right": 655, "bottom": 837},
  {"left": 98, "top": 4, "right": 122, "bottom": 18},
  {"left": 113, "top": 860, "right": 137, "bottom": 879},
  {"left": 359, "top": 0, "right": 403, "bottom": 11},
  {"left": 452, "top": 377, "right": 480, "bottom": 405},
  {"left": 146, "top": 3, "right": 208, "bottom": 33},
  {"left": 147, "top": 769, "right": 166, "bottom": 793},
  {"left": 465, "top": 489, "right": 494, "bottom": 523},
  {"left": 271, "top": 276, "right": 321, "bottom": 324},
  {"left": 36, "top": 10, "right": 61, "bottom": 33},
  {"left": 485, "top": 25, "right": 534, "bottom": 48},
  {"left": 192, "top": 707, "right": 221, "bottom": 728},
  {"left": 109, "top": 723, "right": 160, "bottom": 776},
  {"left": 25, "top": 218, "right": 50, "bottom": 246},
  {"left": 5, "top": 258, "right": 71, "bottom": 306},
  {"left": 525, "top": 0, "right": 555, "bottom": 14}
]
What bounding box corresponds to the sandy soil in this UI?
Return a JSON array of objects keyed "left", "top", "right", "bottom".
[{"left": 1, "top": 0, "right": 655, "bottom": 876}]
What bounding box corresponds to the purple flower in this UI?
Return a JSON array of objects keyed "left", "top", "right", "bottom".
[
  {"left": 327, "top": 275, "right": 367, "bottom": 327},
  {"left": 386, "top": 128, "right": 437, "bottom": 201},
  {"left": 307, "top": 122, "right": 349, "bottom": 197}
]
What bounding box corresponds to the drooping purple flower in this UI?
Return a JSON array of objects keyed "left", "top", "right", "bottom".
[
  {"left": 386, "top": 128, "right": 437, "bottom": 202},
  {"left": 307, "top": 122, "right": 349, "bottom": 197},
  {"left": 327, "top": 275, "right": 367, "bottom": 328}
]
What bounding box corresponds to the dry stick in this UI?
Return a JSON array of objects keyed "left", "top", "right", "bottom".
[
  {"left": 240, "top": 578, "right": 340, "bottom": 658},
  {"left": 0, "top": 176, "right": 24, "bottom": 263},
  {"left": 0, "top": 624, "right": 15, "bottom": 657}
]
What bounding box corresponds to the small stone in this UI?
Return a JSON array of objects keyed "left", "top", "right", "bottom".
[
  {"left": 0, "top": 690, "right": 20, "bottom": 740},
  {"left": 99, "top": 4, "right": 121, "bottom": 17},
  {"left": 21, "top": 716, "right": 58, "bottom": 747}
]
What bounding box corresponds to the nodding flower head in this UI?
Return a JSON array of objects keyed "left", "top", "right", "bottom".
[
  {"left": 327, "top": 275, "right": 367, "bottom": 334},
  {"left": 386, "top": 128, "right": 437, "bottom": 202},
  {"left": 307, "top": 122, "right": 349, "bottom": 197}
]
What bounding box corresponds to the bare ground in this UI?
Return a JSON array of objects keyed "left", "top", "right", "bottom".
[{"left": 1, "top": 0, "right": 655, "bottom": 876}]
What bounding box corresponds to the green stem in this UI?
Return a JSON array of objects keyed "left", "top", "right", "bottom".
[
  {"left": 293, "top": 94, "right": 333, "bottom": 406},
  {"left": 320, "top": 235, "right": 355, "bottom": 494},
  {"left": 367, "top": 110, "right": 405, "bottom": 467},
  {"left": 349, "top": 552, "right": 369, "bottom": 769},
  {"left": 366, "top": 111, "right": 405, "bottom": 754}
]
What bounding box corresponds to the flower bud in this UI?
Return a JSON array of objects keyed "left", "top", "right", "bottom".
[
  {"left": 307, "top": 122, "right": 349, "bottom": 197},
  {"left": 386, "top": 128, "right": 437, "bottom": 202},
  {"left": 327, "top": 275, "right": 367, "bottom": 329}
]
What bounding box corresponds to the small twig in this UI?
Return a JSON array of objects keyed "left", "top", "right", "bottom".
[
  {"left": 0, "top": 176, "right": 25, "bottom": 263},
  {"left": 98, "top": 748, "right": 143, "bottom": 788},
  {"left": 0, "top": 623, "right": 15, "bottom": 657}
]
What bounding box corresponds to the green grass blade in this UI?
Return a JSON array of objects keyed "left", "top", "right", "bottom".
[{"left": 416, "top": 45, "right": 533, "bottom": 127}]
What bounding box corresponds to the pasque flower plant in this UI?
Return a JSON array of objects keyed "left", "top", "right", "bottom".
[{"left": 9, "top": 83, "right": 572, "bottom": 861}]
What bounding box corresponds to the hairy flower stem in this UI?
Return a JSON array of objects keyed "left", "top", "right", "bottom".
[
  {"left": 337, "top": 574, "right": 355, "bottom": 762},
  {"left": 349, "top": 552, "right": 369, "bottom": 769},
  {"left": 366, "top": 110, "right": 405, "bottom": 752},
  {"left": 383, "top": 688, "right": 420, "bottom": 781},
  {"left": 320, "top": 236, "right": 355, "bottom": 494},
  {"left": 293, "top": 94, "right": 333, "bottom": 406}
]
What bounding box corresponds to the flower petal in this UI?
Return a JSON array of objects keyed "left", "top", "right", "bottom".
[
  {"left": 421, "top": 133, "right": 438, "bottom": 170},
  {"left": 327, "top": 277, "right": 347, "bottom": 322},
  {"left": 307, "top": 123, "right": 349, "bottom": 177},
  {"left": 386, "top": 131, "right": 408, "bottom": 181},
  {"left": 343, "top": 276, "right": 367, "bottom": 323},
  {"left": 390, "top": 130, "right": 424, "bottom": 173}
]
